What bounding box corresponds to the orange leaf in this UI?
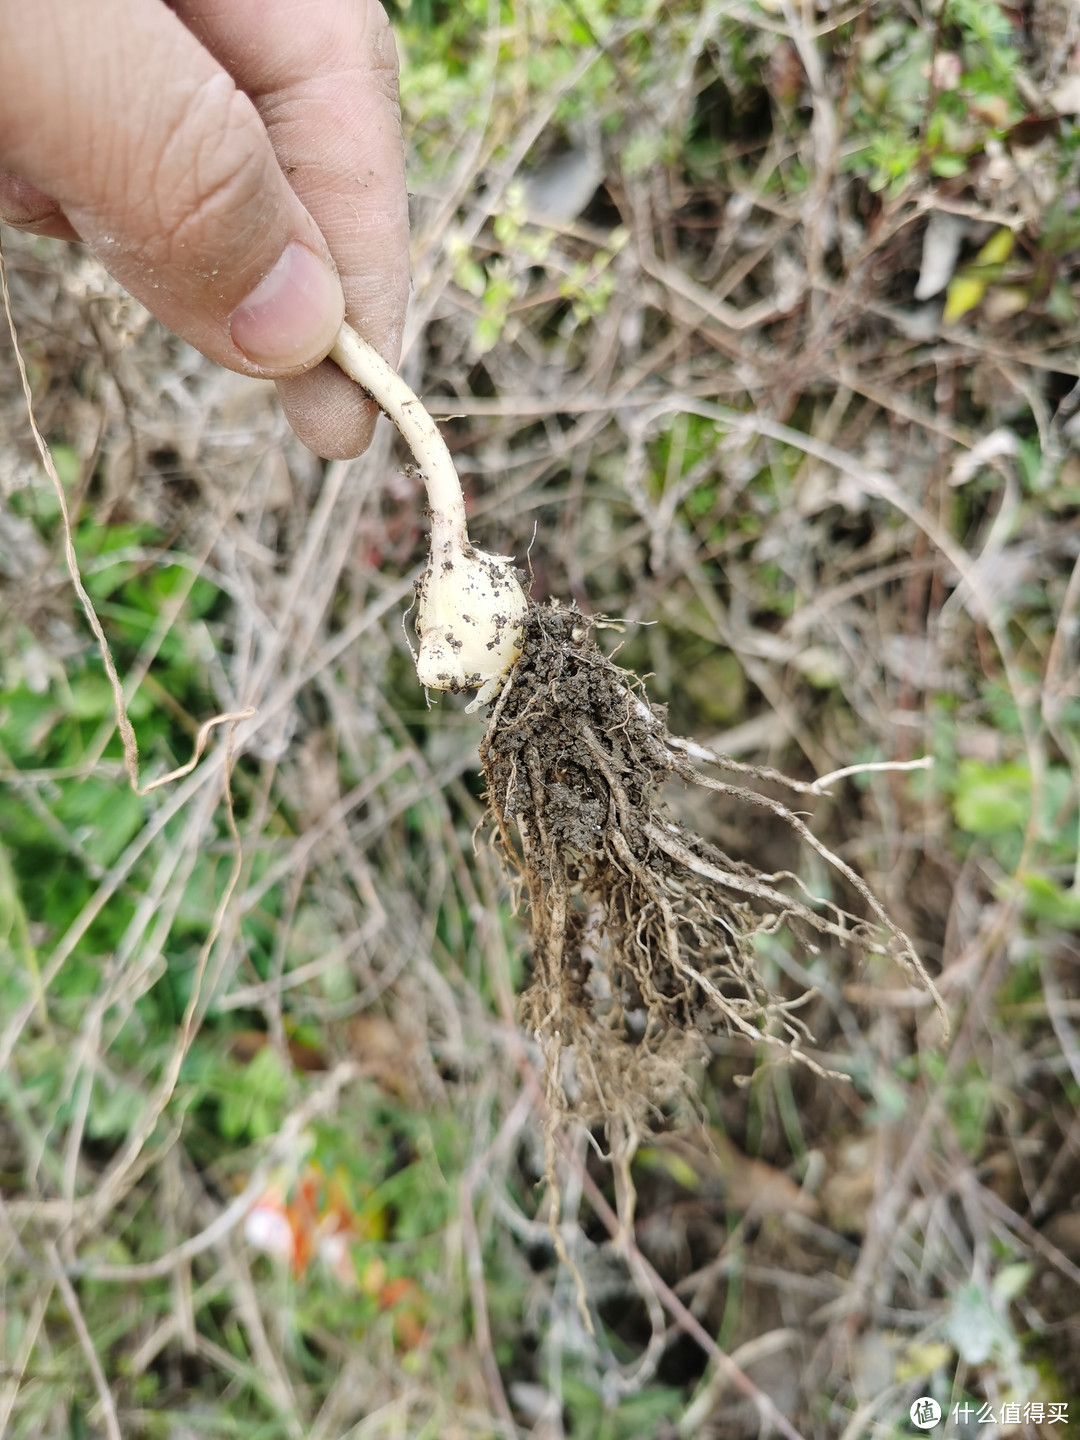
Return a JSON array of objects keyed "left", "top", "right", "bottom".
[
  {"left": 394, "top": 1309, "right": 426, "bottom": 1352},
  {"left": 377, "top": 1276, "right": 420, "bottom": 1311},
  {"left": 285, "top": 1176, "right": 321, "bottom": 1278}
]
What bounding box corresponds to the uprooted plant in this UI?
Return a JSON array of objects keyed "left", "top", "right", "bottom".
[{"left": 331, "top": 323, "right": 948, "bottom": 1133}]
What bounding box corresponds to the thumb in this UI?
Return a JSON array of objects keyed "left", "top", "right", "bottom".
[{"left": 0, "top": 0, "right": 344, "bottom": 377}]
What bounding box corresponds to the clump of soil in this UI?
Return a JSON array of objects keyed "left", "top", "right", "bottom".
[{"left": 481, "top": 601, "right": 943, "bottom": 1127}]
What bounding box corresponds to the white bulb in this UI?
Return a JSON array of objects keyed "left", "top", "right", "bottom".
[{"left": 416, "top": 546, "right": 528, "bottom": 706}]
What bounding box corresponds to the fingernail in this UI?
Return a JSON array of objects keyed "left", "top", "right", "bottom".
[{"left": 230, "top": 242, "right": 344, "bottom": 370}]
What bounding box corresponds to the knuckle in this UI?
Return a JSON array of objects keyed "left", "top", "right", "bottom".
[
  {"left": 357, "top": 0, "right": 401, "bottom": 107},
  {"left": 152, "top": 76, "right": 275, "bottom": 260},
  {"left": 0, "top": 170, "right": 60, "bottom": 227}
]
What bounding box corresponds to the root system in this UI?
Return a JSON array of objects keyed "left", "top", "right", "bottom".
[{"left": 481, "top": 601, "right": 945, "bottom": 1129}]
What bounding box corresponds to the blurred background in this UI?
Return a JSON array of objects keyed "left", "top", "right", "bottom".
[{"left": 1, "top": 0, "right": 1079, "bottom": 1435}]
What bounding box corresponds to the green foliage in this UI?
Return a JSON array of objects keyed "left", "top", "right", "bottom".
[
  {"left": 951, "top": 758, "right": 1076, "bottom": 875},
  {"left": 215, "top": 1046, "right": 292, "bottom": 1143},
  {"left": 846, "top": 0, "right": 1023, "bottom": 195},
  {"left": 0, "top": 511, "right": 229, "bottom": 1000},
  {"left": 85, "top": 1074, "right": 146, "bottom": 1142},
  {"left": 1020, "top": 874, "right": 1080, "bottom": 930},
  {"left": 944, "top": 227, "right": 1016, "bottom": 323},
  {"left": 946, "top": 1262, "right": 1038, "bottom": 1397},
  {"left": 561, "top": 1374, "right": 684, "bottom": 1440},
  {"left": 953, "top": 760, "right": 1031, "bottom": 835},
  {"left": 936, "top": 1055, "right": 994, "bottom": 1157}
]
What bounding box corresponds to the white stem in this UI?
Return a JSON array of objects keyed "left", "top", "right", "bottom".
[
  {"left": 329, "top": 322, "right": 528, "bottom": 704},
  {"left": 329, "top": 322, "right": 467, "bottom": 550}
]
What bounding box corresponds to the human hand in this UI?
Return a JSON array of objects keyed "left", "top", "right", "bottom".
[{"left": 0, "top": 0, "right": 410, "bottom": 460}]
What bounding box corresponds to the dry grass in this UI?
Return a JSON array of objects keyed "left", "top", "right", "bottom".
[{"left": 2, "top": 1, "right": 1080, "bottom": 1436}]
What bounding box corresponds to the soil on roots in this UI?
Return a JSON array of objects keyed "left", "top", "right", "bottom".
[{"left": 480, "top": 602, "right": 940, "bottom": 1130}]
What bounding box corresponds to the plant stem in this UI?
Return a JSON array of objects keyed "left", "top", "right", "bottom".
[
  {"left": 329, "top": 323, "right": 467, "bottom": 552},
  {"left": 329, "top": 323, "right": 528, "bottom": 703}
]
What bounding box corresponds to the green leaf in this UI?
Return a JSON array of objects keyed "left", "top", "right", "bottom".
[
  {"left": 1021, "top": 874, "right": 1080, "bottom": 930},
  {"left": 930, "top": 152, "right": 968, "bottom": 177},
  {"left": 993, "top": 1261, "right": 1033, "bottom": 1302},
  {"left": 943, "top": 272, "right": 987, "bottom": 323},
  {"left": 472, "top": 314, "right": 503, "bottom": 355},
  {"left": 611, "top": 1386, "right": 683, "bottom": 1439},
  {"left": 896, "top": 1340, "right": 953, "bottom": 1380},
  {"left": 635, "top": 1147, "right": 700, "bottom": 1191},
  {"left": 0, "top": 686, "right": 63, "bottom": 760},
  {"left": 953, "top": 760, "right": 1029, "bottom": 834},
  {"left": 453, "top": 255, "right": 487, "bottom": 298},
  {"left": 974, "top": 227, "right": 1015, "bottom": 266},
  {"left": 53, "top": 779, "right": 145, "bottom": 868},
  {"left": 1047, "top": 280, "right": 1078, "bottom": 324},
  {"left": 68, "top": 672, "right": 120, "bottom": 721},
  {"left": 945, "top": 1281, "right": 1013, "bottom": 1365},
  {"left": 217, "top": 1045, "right": 290, "bottom": 1142},
  {"left": 87, "top": 1078, "right": 145, "bottom": 1140},
  {"left": 51, "top": 444, "right": 81, "bottom": 490}
]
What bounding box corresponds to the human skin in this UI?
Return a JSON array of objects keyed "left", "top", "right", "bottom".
[{"left": 0, "top": 0, "right": 411, "bottom": 460}]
